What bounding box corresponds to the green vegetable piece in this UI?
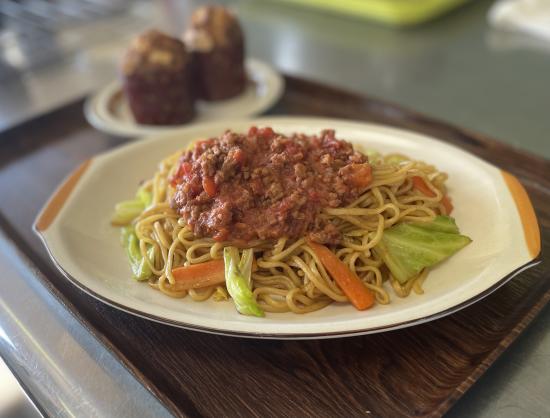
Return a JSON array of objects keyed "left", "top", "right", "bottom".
[
  {"left": 364, "top": 149, "right": 381, "bottom": 163},
  {"left": 413, "top": 215, "right": 460, "bottom": 234},
  {"left": 136, "top": 186, "right": 152, "bottom": 207},
  {"left": 385, "top": 154, "right": 409, "bottom": 165},
  {"left": 111, "top": 199, "right": 144, "bottom": 226},
  {"left": 121, "top": 226, "right": 152, "bottom": 281},
  {"left": 373, "top": 216, "right": 471, "bottom": 284},
  {"left": 224, "top": 247, "right": 264, "bottom": 317},
  {"left": 120, "top": 225, "right": 134, "bottom": 247},
  {"left": 238, "top": 248, "right": 254, "bottom": 289},
  {"left": 111, "top": 185, "right": 152, "bottom": 226}
]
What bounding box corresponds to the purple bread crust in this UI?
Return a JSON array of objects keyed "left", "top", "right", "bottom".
[
  {"left": 193, "top": 45, "right": 246, "bottom": 101},
  {"left": 121, "top": 30, "right": 195, "bottom": 125},
  {"left": 186, "top": 6, "right": 247, "bottom": 101},
  {"left": 123, "top": 71, "right": 195, "bottom": 125}
]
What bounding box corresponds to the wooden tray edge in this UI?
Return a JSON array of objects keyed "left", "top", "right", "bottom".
[{"left": 434, "top": 283, "right": 550, "bottom": 417}]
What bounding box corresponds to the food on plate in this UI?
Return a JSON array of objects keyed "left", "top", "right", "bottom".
[
  {"left": 184, "top": 5, "right": 246, "bottom": 101},
  {"left": 112, "top": 127, "right": 471, "bottom": 316},
  {"left": 118, "top": 6, "right": 249, "bottom": 126},
  {"left": 120, "top": 30, "right": 195, "bottom": 125}
]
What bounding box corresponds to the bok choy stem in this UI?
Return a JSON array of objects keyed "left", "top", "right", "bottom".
[{"left": 224, "top": 247, "right": 264, "bottom": 317}]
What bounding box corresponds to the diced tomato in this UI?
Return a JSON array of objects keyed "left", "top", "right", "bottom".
[
  {"left": 348, "top": 164, "right": 372, "bottom": 188},
  {"left": 213, "top": 228, "right": 229, "bottom": 242},
  {"left": 248, "top": 126, "right": 258, "bottom": 136},
  {"left": 170, "top": 162, "right": 193, "bottom": 186},
  {"left": 258, "top": 127, "right": 274, "bottom": 139},
  {"left": 231, "top": 148, "right": 245, "bottom": 165},
  {"left": 202, "top": 176, "right": 217, "bottom": 197}
]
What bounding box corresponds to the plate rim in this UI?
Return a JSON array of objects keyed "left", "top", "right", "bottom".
[{"left": 33, "top": 116, "right": 542, "bottom": 339}]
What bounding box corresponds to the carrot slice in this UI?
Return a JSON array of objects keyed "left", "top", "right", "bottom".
[
  {"left": 441, "top": 196, "right": 453, "bottom": 215},
  {"left": 412, "top": 176, "right": 436, "bottom": 197},
  {"left": 307, "top": 240, "right": 375, "bottom": 310},
  {"left": 412, "top": 176, "right": 453, "bottom": 215},
  {"left": 171, "top": 259, "right": 225, "bottom": 290}
]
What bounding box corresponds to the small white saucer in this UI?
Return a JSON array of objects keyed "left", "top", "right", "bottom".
[{"left": 84, "top": 58, "right": 284, "bottom": 137}]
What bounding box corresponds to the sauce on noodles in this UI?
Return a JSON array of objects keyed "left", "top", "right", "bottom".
[{"left": 171, "top": 127, "right": 372, "bottom": 243}]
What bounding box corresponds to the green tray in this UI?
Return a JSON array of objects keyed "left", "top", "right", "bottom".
[{"left": 277, "top": 0, "right": 471, "bottom": 26}]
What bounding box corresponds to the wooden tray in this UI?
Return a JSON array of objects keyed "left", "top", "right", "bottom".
[{"left": 0, "top": 75, "right": 548, "bottom": 418}]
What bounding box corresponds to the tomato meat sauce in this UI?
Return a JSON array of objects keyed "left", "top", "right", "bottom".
[{"left": 171, "top": 127, "right": 372, "bottom": 244}]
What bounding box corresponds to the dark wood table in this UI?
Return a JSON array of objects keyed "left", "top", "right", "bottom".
[{"left": 1, "top": 75, "right": 549, "bottom": 418}]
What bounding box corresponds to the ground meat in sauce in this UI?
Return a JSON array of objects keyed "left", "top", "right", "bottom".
[{"left": 171, "top": 126, "right": 372, "bottom": 244}]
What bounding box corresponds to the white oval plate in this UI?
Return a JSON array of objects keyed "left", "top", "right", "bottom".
[
  {"left": 84, "top": 58, "right": 284, "bottom": 137},
  {"left": 34, "top": 117, "right": 541, "bottom": 339}
]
